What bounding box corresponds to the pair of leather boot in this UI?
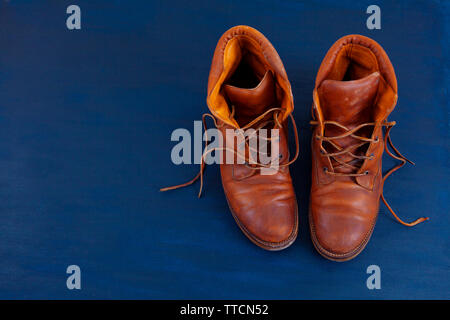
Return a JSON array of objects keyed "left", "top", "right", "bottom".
[{"left": 162, "top": 26, "right": 428, "bottom": 261}]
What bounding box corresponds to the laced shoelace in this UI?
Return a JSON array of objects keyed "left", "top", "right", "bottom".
[
  {"left": 161, "top": 106, "right": 299, "bottom": 197},
  {"left": 310, "top": 119, "right": 429, "bottom": 227}
]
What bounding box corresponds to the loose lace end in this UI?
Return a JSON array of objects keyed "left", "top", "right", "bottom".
[
  {"left": 160, "top": 171, "right": 202, "bottom": 193},
  {"left": 160, "top": 185, "right": 183, "bottom": 192},
  {"left": 381, "top": 193, "right": 429, "bottom": 227},
  {"left": 412, "top": 216, "right": 430, "bottom": 225},
  {"left": 399, "top": 216, "right": 429, "bottom": 227}
]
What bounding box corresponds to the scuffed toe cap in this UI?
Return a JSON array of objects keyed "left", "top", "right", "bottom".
[
  {"left": 309, "top": 181, "right": 380, "bottom": 260},
  {"left": 310, "top": 207, "right": 376, "bottom": 259},
  {"left": 226, "top": 177, "right": 298, "bottom": 249},
  {"left": 243, "top": 201, "right": 297, "bottom": 245}
]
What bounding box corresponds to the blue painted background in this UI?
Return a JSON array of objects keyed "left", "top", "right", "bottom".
[{"left": 0, "top": 0, "right": 448, "bottom": 299}]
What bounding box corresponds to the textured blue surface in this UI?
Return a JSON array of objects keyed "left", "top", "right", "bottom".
[{"left": 0, "top": 0, "right": 448, "bottom": 299}]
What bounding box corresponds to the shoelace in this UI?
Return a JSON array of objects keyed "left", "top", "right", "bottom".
[
  {"left": 310, "top": 119, "right": 429, "bottom": 227},
  {"left": 161, "top": 106, "right": 299, "bottom": 197}
]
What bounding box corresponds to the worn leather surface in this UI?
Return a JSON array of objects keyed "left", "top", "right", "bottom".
[
  {"left": 310, "top": 35, "right": 398, "bottom": 260},
  {"left": 1, "top": 1, "right": 446, "bottom": 299},
  {"left": 207, "top": 26, "right": 297, "bottom": 248}
]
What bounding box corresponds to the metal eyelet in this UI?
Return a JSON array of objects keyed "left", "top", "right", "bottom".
[
  {"left": 374, "top": 136, "right": 379, "bottom": 143},
  {"left": 323, "top": 167, "right": 328, "bottom": 173},
  {"left": 370, "top": 153, "right": 375, "bottom": 160},
  {"left": 364, "top": 170, "right": 369, "bottom": 175},
  {"left": 320, "top": 149, "right": 325, "bottom": 155}
]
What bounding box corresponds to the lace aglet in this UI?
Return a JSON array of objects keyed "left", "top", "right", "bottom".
[
  {"left": 404, "top": 216, "right": 429, "bottom": 227},
  {"left": 160, "top": 182, "right": 191, "bottom": 192},
  {"left": 160, "top": 184, "right": 187, "bottom": 192}
]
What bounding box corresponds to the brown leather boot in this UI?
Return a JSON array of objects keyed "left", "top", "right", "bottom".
[
  {"left": 309, "top": 35, "right": 428, "bottom": 261},
  {"left": 162, "top": 26, "right": 299, "bottom": 250}
]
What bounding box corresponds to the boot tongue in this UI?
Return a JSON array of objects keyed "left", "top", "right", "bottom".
[
  {"left": 318, "top": 72, "right": 380, "bottom": 173},
  {"left": 319, "top": 72, "right": 380, "bottom": 125},
  {"left": 224, "top": 71, "right": 277, "bottom": 126}
]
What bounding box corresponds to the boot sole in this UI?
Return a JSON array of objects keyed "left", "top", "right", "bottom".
[
  {"left": 226, "top": 196, "right": 299, "bottom": 251},
  {"left": 308, "top": 206, "right": 376, "bottom": 262}
]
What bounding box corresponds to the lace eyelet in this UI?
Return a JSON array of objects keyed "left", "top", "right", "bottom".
[
  {"left": 323, "top": 167, "right": 328, "bottom": 173},
  {"left": 320, "top": 150, "right": 325, "bottom": 155},
  {"left": 316, "top": 136, "right": 320, "bottom": 141},
  {"left": 279, "top": 154, "right": 283, "bottom": 159},
  {"left": 364, "top": 170, "right": 369, "bottom": 175},
  {"left": 374, "top": 136, "right": 379, "bottom": 143},
  {"left": 369, "top": 153, "right": 375, "bottom": 160}
]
